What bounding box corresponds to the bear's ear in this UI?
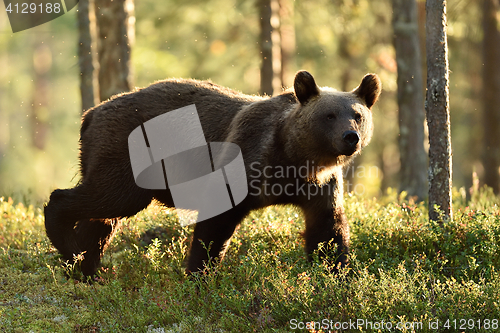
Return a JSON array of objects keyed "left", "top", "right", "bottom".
[
  {"left": 353, "top": 73, "right": 382, "bottom": 109},
  {"left": 294, "top": 71, "right": 320, "bottom": 105}
]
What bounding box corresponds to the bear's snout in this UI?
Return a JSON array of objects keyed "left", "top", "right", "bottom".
[
  {"left": 342, "top": 130, "right": 360, "bottom": 146},
  {"left": 341, "top": 130, "right": 360, "bottom": 155}
]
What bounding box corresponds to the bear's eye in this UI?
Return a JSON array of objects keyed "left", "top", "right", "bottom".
[
  {"left": 326, "top": 114, "right": 336, "bottom": 120},
  {"left": 354, "top": 113, "right": 362, "bottom": 123}
]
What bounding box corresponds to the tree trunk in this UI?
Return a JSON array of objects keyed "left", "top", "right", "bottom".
[
  {"left": 278, "top": 0, "right": 295, "bottom": 89},
  {"left": 482, "top": 0, "right": 500, "bottom": 194},
  {"left": 95, "top": 0, "right": 134, "bottom": 102},
  {"left": 259, "top": 0, "right": 274, "bottom": 96},
  {"left": 77, "top": 0, "right": 99, "bottom": 113},
  {"left": 392, "top": 0, "right": 427, "bottom": 200},
  {"left": 258, "top": 0, "right": 281, "bottom": 96},
  {"left": 425, "top": 0, "right": 452, "bottom": 221},
  {"left": 31, "top": 44, "right": 51, "bottom": 150}
]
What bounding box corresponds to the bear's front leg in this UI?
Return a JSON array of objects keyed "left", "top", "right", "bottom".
[
  {"left": 302, "top": 205, "right": 350, "bottom": 270},
  {"left": 74, "top": 218, "right": 122, "bottom": 276},
  {"left": 300, "top": 179, "right": 350, "bottom": 271}
]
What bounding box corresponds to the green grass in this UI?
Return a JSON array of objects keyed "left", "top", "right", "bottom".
[{"left": 0, "top": 188, "right": 499, "bottom": 332}]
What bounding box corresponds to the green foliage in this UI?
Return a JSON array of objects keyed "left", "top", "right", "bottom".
[
  {"left": 0, "top": 197, "right": 46, "bottom": 249},
  {"left": 349, "top": 189, "right": 500, "bottom": 279},
  {"left": 0, "top": 190, "right": 499, "bottom": 332}
]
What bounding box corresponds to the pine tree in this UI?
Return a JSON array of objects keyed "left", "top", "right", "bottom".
[
  {"left": 392, "top": 0, "right": 427, "bottom": 200},
  {"left": 425, "top": 0, "right": 453, "bottom": 221}
]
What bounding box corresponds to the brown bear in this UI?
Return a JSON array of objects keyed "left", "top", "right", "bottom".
[{"left": 44, "top": 71, "right": 381, "bottom": 276}]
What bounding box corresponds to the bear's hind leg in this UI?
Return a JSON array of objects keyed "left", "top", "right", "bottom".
[
  {"left": 187, "top": 208, "right": 249, "bottom": 274},
  {"left": 44, "top": 183, "right": 152, "bottom": 275}
]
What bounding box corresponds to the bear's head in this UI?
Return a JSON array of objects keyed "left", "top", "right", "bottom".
[{"left": 285, "top": 70, "right": 381, "bottom": 179}]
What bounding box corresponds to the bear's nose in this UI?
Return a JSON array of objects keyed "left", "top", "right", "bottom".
[{"left": 342, "top": 131, "right": 360, "bottom": 147}]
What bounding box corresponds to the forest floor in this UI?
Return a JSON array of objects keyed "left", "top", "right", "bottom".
[{"left": 0, "top": 188, "right": 499, "bottom": 332}]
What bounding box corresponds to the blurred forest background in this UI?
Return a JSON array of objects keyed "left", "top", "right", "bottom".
[{"left": 0, "top": 0, "right": 498, "bottom": 205}]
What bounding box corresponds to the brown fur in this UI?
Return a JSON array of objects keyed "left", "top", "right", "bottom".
[{"left": 44, "top": 71, "right": 381, "bottom": 276}]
